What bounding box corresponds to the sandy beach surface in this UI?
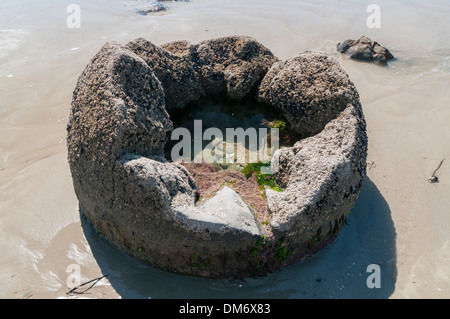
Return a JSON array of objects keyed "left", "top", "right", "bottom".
[{"left": 1, "top": 0, "right": 449, "bottom": 299}]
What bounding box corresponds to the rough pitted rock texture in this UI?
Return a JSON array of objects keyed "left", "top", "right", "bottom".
[
  {"left": 258, "top": 51, "right": 360, "bottom": 137},
  {"left": 266, "top": 105, "right": 366, "bottom": 245},
  {"left": 162, "top": 36, "right": 279, "bottom": 99},
  {"left": 67, "top": 36, "right": 367, "bottom": 279},
  {"left": 127, "top": 38, "right": 204, "bottom": 110},
  {"left": 127, "top": 36, "right": 278, "bottom": 108},
  {"left": 337, "top": 36, "right": 394, "bottom": 66},
  {"left": 192, "top": 36, "right": 279, "bottom": 99},
  {"left": 258, "top": 51, "right": 367, "bottom": 264}
]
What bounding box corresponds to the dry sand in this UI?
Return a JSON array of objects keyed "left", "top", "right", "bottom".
[{"left": 0, "top": 0, "right": 449, "bottom": 298}]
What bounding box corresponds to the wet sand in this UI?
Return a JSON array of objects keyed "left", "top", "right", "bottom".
[{"left": 1, "top": 0, "right": 449, "bottom": 298}]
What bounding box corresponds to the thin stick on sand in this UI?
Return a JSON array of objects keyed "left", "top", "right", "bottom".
[
  {"left": 428, "top": 159, "right": 444, "bottom": 183},
  {"left": 66, "top": 274, "right": 109, "bottom": 295}
]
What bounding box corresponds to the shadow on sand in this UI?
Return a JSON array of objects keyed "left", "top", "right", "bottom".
[{"left": 81, "top": 177, "right": 396, "bottom": 298}]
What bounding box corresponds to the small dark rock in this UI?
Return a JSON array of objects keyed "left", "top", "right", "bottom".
[
  {"left": 337, "top": 36, "right": 394, "bottom": 66},
  {"left": 428, "top": 175, "right": 439, "bottom": 183},
  {"left": 135, "top": 3, "right": 166, "bottom": 15}
]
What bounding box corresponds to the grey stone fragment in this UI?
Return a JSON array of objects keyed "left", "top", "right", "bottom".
[{"left": 197, "top": 186, "right": 260, "bottom": 236}]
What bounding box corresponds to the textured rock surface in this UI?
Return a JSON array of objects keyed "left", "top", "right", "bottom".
[
  {"left": 266, "top": 105, "right": 367, "bottom": 251},
  {"left": 128, "top": 36, "right": 278, "bottom": 108},
  {"left": 194, "top": 36, "right": 279, "bottom": 99},
  {"left": 162, "top": 36, "right": 279, "bottom": 100},
  {"left": 258, "top": 51, "right": 367, "bottom": 264},
  {"left": 67, "top": 42, "right": 172, "bottom": 226},
  {"left": 67, "top": 36, "right": 367, "bottom": 278},
  {"left": 337, "top": 36, "right": 394, "bottom": 66},
  {"left": 258, "top": 51, "right": 360, "bottom": 137},
  {"left": 68, "top": 40, "right": 268, "bottom": 278},
  {"left": 127, "top": 38, "right": 204, "bottom": 110}
]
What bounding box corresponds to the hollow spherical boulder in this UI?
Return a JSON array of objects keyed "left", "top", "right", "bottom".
[{"left": 67, "top": 36, "right": 367, "bottom": 279}]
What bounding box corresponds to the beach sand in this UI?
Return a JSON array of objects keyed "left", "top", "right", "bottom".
[{"left": 0, "top": 0, "right": 449, "bottom": 298}]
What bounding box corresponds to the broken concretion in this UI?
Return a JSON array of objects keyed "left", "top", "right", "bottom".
[{"left": 67, "top": 35, "right": 367, "bottom": 278}]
